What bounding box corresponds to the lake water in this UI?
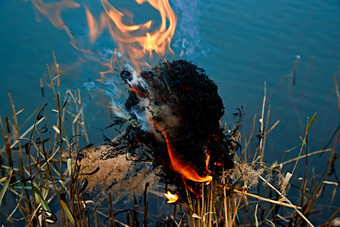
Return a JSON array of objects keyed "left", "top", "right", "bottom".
[{"left": 0, "top": 0, "right": 339, "bottom": 225}]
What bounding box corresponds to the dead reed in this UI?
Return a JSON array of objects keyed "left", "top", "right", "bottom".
[
  {"left": 0, "top": 53, "right": 91, "bottom": 226},
  {"left": 0, "top": 57, "right": 339, "bottom": 226}
]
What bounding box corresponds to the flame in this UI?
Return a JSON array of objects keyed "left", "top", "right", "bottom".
[
  {"left": 30, "top": 0, "right": 80, "bottom": 43},
  {"left": 31, "top": 0, "right": 177, "bottom": 94},
  {"left": 32, "top": 0, "right": 176, "bottom": 74},
  {"left": 85, "top": 0, "right": 177, "bottom": 73},
  {"left": 205, "top": 154, "right": 210, "bottom": 169},
  {"left": 164, "top": 191, "right": 179, "bottom": 203},
  {"left": 152, "top": 121, "right": 212, "bottom": 183}
]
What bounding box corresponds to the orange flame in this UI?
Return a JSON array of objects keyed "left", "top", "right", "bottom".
[
  {"left": 152, "top": 121, "right": 212, "bottom": 183},
  {"left": 85, "top": 0, "right": 177, "bottom": 73},
  {"left": 30, "top": 0, "right": 80, "bottom": 44},
  {"left": 164, "top": 191, "right": 179, "bottom": 203},
  {"left": 31, "top": 0, "right": 177, "bottom": 82}
]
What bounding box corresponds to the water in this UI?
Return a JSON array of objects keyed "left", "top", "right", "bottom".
[{"left": 0, "top": 0, "right": 339, "bottom": 225}]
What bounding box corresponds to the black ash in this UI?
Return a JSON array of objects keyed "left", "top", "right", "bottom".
[{"left": 110, "top": 60, "right": 235, "bottom": 192}]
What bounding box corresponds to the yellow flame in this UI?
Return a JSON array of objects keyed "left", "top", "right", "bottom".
[
  {"left": 31, "top": 0, "right": 177, "bottom": 78},
  {"left": 164, "top": 191, "right": 179, "bottom": 203},
  {"left": 85, "top": 0, "right": 177, "bottom": 73}
]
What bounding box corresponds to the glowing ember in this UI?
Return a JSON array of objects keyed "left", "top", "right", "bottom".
[
  {"left": 164, "top": 191, "right": 179, "bottom": 203},
  {"left": 152, "top": 121, "right": 212, "bottom": 183}
]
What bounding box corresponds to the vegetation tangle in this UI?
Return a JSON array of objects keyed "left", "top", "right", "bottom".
[{"left": 0, "top": 55, "right": 339, "bottom": 227}]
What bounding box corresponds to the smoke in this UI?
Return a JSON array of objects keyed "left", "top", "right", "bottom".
[
  {"left": 82, "top": 75, "right": 129, "bottom": 120},
  {"left": 172, "top": 0, "right": 210, "bottom": 58},
  {"left": 29, "top": 0, "right": 210, "bottom": 139}
]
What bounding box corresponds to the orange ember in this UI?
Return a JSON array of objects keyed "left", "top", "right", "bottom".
[
  {"left": 152, "top": 121, "right": 212, "bottom": 183},
  {"left": 164, "top": 191, "right": 179, "bottom": 203},
  {"left": 129, "top": 87, "right": 146, "bottom": 97}
]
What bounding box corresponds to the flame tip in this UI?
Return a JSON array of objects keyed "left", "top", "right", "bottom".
[{"left": 164, "top": 191, "right": 178, "bottom": 203}]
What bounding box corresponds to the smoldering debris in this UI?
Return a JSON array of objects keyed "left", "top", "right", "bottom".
[{"left": 78, "top": 60, "right": 237, "bottom": 198}]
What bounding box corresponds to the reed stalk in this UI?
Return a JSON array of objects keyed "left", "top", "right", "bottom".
[{"left": 0, "top": 62, "right": 338, "bottom": 227}]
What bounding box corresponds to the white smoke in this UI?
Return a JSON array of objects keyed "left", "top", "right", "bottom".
[
  {"left": 172, "top": 0, "right": 210, "bottom": 58},
  {"left": 83, "top": 76, "right": 129, "bottom": 120}
]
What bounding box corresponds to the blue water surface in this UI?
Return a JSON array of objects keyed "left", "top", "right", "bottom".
[{"left": 0, "top": 0, "right": 339, "bottom": 225}]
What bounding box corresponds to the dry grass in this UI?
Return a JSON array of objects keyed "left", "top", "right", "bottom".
[
  {"left": 0, "top": 53, "right": 91, "bottom": 226},
  {"left": 0, "top": 57, "right": 339, "bottom": 226},
  {"left": 165, "top": 81, "right": 339, "bottom": 227},
  {"left": 77, "top": 146, "right": 158, "bottom": 204}
]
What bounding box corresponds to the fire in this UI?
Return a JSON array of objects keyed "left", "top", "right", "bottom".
[
  {"left": 30, "top": 0, "right": 80, "bottom": 44},
  {"left": 152, "top": 121, "right": 212, "bottom": 183},
  {"left": 31, "top": 0, "right": 177, "bottom": 75},
  {"left": 164, "top": 191, "right": 179, "bottom": 203},
  {"left": 85, "top": 0, "right": 177, "bottom": 73}
]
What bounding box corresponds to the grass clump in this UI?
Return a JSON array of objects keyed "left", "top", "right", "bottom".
[
  {"left": 0, "top": 53, "right": 91, "bottom": 226},
  {"left": 0, "top": 56, "right": 339, "bottom": 227}
]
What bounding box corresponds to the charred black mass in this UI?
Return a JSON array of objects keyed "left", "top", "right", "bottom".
[{"left": 113, "top": 60, "right": 235, "bottom": 187}]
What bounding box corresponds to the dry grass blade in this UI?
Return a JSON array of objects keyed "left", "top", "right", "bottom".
[
  {"left": 215, "top": 184, "right": 300, "bottom": 209},
  {"left": 334, "top": 75, "right": 340, "bottom": 113},
  {"left": 257, "top": 174, "right": 314, "bottom": 227},
  {"left": 259, "top": 81, "right": 266, "bottom": 163},
  {"left": 321, "top": 208, "right": 340, "bottom": 227},
  {"left": 237, "top": 189, "right": 299, "bottom": 209},
  {"left": 10, "top": 116, "right": 45, "bottom": 149},
  {"left": 0, "top": 167, "right": 13, "bottom": 207},
  {"left": 60, "top": 200, "right": 76, "bottom": 225},
  {"left": 322, "top": 181, "right": 338, "bottom": 210},
  {"left": 274, "top": 148, "right": 331, "bottom": 167},
  {"left": 0, "top": 116, "right": 13, "bottom": 167},
  {"left": 264, "top": 120, "right": 280, "bottom": 136}
]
